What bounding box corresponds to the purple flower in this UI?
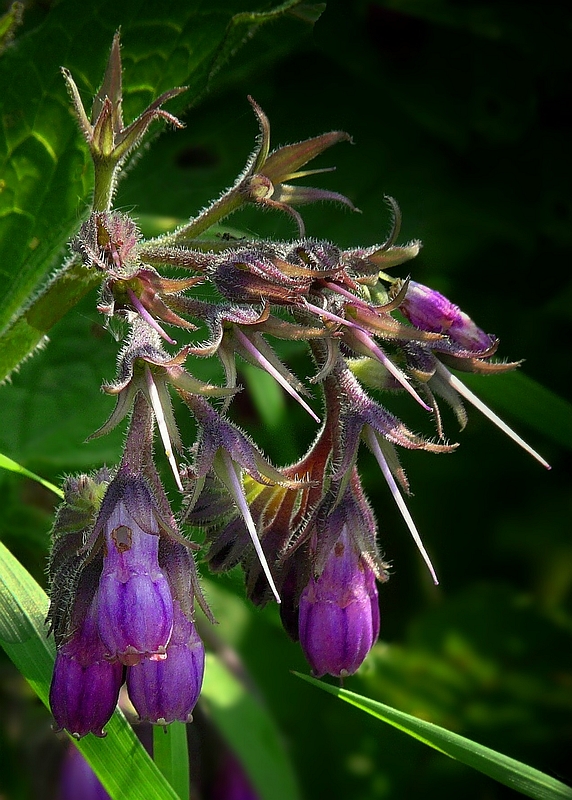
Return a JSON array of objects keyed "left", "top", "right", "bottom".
[
  {"left": 211, "top": 751, "right": 259, "bottom": 800},
  {"left": 95, "top": 483, "right": 174, "bottom": 665},
  {"left": 126, "top": 601, "right": 204, "bottom": 724},
  {"left": 49, "top": 598, "right": 123, "bottom": 739},
  {"left": 401, "top": 280, "right": 493, "bottom": 352},
  {"left": 58, "top": 745, "right": 111, "bottom": 800},
  {"left": 299, "top": 525, "right": 380, "bottom": 678}
]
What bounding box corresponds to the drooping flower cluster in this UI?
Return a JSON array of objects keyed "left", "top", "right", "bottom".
[
  {"left": 47, "top": 34, "right": 549, "bottom": 737},
  {"left": 47, "top": 396, "right": 210, "bottom": 737}
]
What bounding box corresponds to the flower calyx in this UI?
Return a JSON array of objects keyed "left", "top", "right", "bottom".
[{"left": 62, "top": 32, "right": 185, "bottom": 210}]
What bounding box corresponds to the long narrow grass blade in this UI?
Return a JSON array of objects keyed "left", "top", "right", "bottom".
[
  {"left": 0, "top": 452, "right": 64, "bottom": 498},
  {"left": 153, "top": 723, "right": 190, "bottom": 800},
  {"left": 294, "top": 673, "right": 572, "bottom": 800}
]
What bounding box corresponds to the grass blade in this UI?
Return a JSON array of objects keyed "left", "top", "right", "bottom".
[
  {"left": 0, "top": 540, "right": 179, "bottom": 800},
  {"left": 294, "top": 673, "right": 572, "bottom": 800},
  {"left": 0, "top": 452, "right": 64, "bottom": 498}
]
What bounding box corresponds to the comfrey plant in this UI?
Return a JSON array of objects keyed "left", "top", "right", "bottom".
[{"left": 46, "top": 34, "right": 549, "bottom": 738}]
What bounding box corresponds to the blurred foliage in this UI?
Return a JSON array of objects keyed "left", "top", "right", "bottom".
[{"left": 1, "top": 0, "right": 571, "bottom": 799}]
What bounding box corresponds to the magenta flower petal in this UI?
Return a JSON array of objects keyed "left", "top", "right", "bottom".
[{"left": 49, "top": 601, "right": 123, "bottom": 739}]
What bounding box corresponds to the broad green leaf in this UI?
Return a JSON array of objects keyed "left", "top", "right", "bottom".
[
  {"left": 0, "top": 0, "right": 317, "bottom": 381},
  {"left": 0, "top": 452, "right": 63, "bottom": 497},
  {"left": 202, "top": 652, "right": 300, "bottom": 800},
  {"left": 294, "top": 673, "right": 572, "bottom": 800},
  {"left": 0, "top": 539, "right": 180, "bottom": 800},
  {"left": 0, "top": 292, "right": 126, "bottom": 471}
]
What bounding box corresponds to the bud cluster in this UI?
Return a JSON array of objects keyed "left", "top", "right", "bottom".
[{"left": 47, "top": 34, "right": 549, "bottom": 737}]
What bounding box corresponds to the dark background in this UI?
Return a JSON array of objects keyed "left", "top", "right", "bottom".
[{"left": 1, "top": 1, "right": 571, "bottom": 798}]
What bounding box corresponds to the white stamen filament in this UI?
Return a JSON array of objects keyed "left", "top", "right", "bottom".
[
  {"left": 351, "top": 327, "right": 432, "bottom": 412},
  {"left": 127, "top": 288, "right": 177, "bottom": 345},
  {"left": 145, "top": 367, "right": 184, "bottom": 491},
  {"left": 302, "top": 299, "right": 431, "bottom": 412},
  {"left": 364, "top": 426, "right": 439, "bottom": 585},
  {"left": 434, "top": 362, "right": 551, "bottom": 470},
  {"left": 220, "top": 450, "right": 281, "bottom": 604},
  {"left": 234, "top": 327, "right": 321, "bottom": 424}
]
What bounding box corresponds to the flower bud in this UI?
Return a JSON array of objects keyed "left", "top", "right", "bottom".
[
  {"left": 49, "top": 601, "right": 123, "bottom": 739},
  {"left": 298, "top": 528, "right": 380, "bottom": 678},
  {"left": 126, "top": 601, "right": 204, "bottom": 724},
  {"left": 96, "top": 495, "right": 174, "bottom": 665},
  {"left": 401, "top": 280, "right": 493, "bottom": 352}
]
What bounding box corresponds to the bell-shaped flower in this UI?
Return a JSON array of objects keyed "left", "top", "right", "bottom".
[
  {"left": 299, "top": 543, "right": 380, "bottom": 678},
  {"left": 91, "top": 475, "right": 175, "bottom": 665},
  {"left": 126, "top": 601, "right": 205, "bottom": 724},
  {"left": 49, "top": 596, "right": 123, "bottom": 738},
  {"left": 400, "top": 280, "right": 495, "bottom": 351}
]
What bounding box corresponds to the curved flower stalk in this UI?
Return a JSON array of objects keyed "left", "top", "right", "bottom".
[
  {"left": 297, "top": 471, "right": 386, "bottom": 678},
  {"left": 150, "top": 95, "right": 356, "bottom": 243},
  {"left": 46, "top": 35, "right": 552, "bottom": 711}
]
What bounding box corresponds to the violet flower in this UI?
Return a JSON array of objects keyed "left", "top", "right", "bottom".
[
  {"left": 80, "top": 473, "right": 176, "bottom": 666},
  {"left": 126, "top": 601, "right": 205, "bottom": 724},
  {"left": 400, "top": 280, "right": 494, "bottom": 351},
  {"left": 298, "top": 537, "right": 380, "bottom": 678},
  {"left": 49, "top": 596, "right": 123, "bottom": 739},
  {"left": 58, "top": 745, "right": 111, "bottom": 800}
]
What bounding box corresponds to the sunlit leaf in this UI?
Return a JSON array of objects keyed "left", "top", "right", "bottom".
[
  {"left": 0, "top": 452, "right": 63, "bottom": 497},
  {"left": 0, "top": 0, "right": 316, "bottom": 381}
]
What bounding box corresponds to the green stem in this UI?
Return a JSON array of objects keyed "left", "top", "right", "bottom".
[
  {"left": 149, "top": 188, "right": 245, "bottom": 246},
  {"left": 92, "top": 159, "right": 118, "bottom": 212},
  {"left": 152, "top": 723, "right": 190, "bottom": 800},
  {"left": 0, "top": 259, "right": 100, "bottom": 384}
]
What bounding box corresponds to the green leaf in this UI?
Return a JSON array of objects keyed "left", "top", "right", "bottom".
[
  {"left": 0, "top": 539, "right": 180, "bottom": 800},
  {"left": 294, "top": 673, "right": 572, "bottom": 800},
  {"left": 202, "top": 652, "right": 300, "bottom": 800},
  {"left": 0, "top": 293, "right": 126, "bottom": 471},
  {"left": 0, "top": 0, "right": 316, "bottom": 381},
  {"left": 153, "top": 723, "right": 190, "bottom": 800},
  {"left": 0, "top": 452, "right": 63, "bottom": 497}
]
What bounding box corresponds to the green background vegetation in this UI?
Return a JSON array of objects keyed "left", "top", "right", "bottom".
[{"left": 1, "top": 1, "right": 571, "bottom": 798}]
